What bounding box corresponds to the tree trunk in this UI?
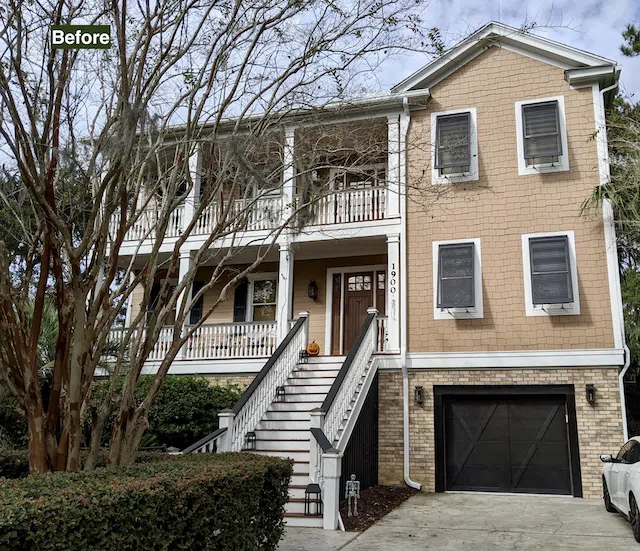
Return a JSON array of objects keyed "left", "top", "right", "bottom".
[
  {"left": 26, "top": 405, "right": 50, "bottom": 473},
  {"left": 108, "top": 408, "right": 149, "bottom": 466}
]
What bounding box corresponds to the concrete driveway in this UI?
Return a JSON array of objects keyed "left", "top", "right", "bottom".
[{"left": 279, "top": 492, "right": 636, "bottom": 550}]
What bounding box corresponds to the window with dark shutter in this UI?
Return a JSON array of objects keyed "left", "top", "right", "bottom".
[
  {"left": 529, "top": 236, "right": 573, "bottom": 304},
  {"left": 146, "top": 283, "right": 161, "bottom": 325},
  {"left": 435, "top": 113, "right": 471, "bottom": 174},
  {"left": 233, "top": 278, "right": 248, "bottom": 322},
  {"left": 189, "top": 281, "right": 205, "bottom": 324},
  {"left": 522, "top": 101, "right": 562, "bottom": 164},
  {"left": 437, "top": 243, "right": 475, "bottom": 309}
]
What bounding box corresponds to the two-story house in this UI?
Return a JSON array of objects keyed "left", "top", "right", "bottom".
[{"left": 113, "top": 22, "right": 627, "bottom": 528}]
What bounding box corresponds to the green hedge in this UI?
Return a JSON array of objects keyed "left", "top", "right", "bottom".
[
  {"left": 0, "top": 450, "right": 170, "bottom": 480},
  {"left": 0, "top": 453, "right": 292, "bottom": 551}
]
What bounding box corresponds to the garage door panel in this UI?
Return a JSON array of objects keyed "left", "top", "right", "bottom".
[{"left": 444, "top": 394, "right": 572, "bottom": 495}]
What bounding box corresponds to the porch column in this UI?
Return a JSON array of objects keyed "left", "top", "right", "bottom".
[
  {"left": 276, "top": 242, "right": 294, "bottom": 342},
  {"left": 386, "top": 115, "right": 401, "bottom": 218},
  {"left": 177, "top": 250, "right": 196, "bottom": 359},
  {"left": 185, "top": 143, "right": 203, "bottom": 232},
  {"left": 386, "top": 233, "right": 401, "bottom": 353},
  {"left": 282, "top": 126, "right": 296, "bottom": 225}
]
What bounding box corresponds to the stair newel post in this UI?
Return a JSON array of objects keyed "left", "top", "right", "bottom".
[
  {"left": 367, "top": 307, "right": 378, "bottom": 348},
  {"left": 321, "top": 449, "right": 343, "bottom": 530},
  {"left": 299, "top": 311, "right": 310, "bottom": 349},
  {"left": 309, "top": 408, "right": 325, "bottom": 484},
  {"left": 217, "top": 409, "right": 235, "bottom": 452}
]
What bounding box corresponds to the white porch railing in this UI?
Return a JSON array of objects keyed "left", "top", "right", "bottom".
[
  {"left": 194, "top": 196, "right": 283, "bottom": 235},
  {"left": 109, "top": 205, "right": 185, "bottom": 242},
  {"left": 184, "top": 321, "right": 277, "bottom": 359},
  {"left": 107, "top": 325, "right": 176, "bottom": 361},
  {"left": 306, "top": 186, "right": 386, "bottom": 225},
  {"left": 376, "top": 316, "right": 387, "bottom": 353}
]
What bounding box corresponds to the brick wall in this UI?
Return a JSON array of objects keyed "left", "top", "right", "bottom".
[
  {"left": 378, "top": 367, "right": 624, "bottom": 499},
  {"left": 202, "top": 374, "right": 255, "bottom": 388},
  {"left": 406, "top": 46, "right": 615, "bottom": 352}
]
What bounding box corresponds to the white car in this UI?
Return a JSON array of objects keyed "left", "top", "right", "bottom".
[{"left": 601, "top": 436, "right": 640, "bottom": 542}]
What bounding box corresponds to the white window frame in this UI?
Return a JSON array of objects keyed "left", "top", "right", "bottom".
[
  {"left": 431, "top": 107, "right": 478, "bottom": 185},
  {"left": 432, "top": 238, "right": 483, "bottom": 320},
  {"left": 521, "top": 231, "right": 579, "bottom": 317},
  {"left": 247, "top": 272, "right": 278, "bottom": 322},
  {"left": 515, "top": 96, "right": 569, "bottom": 176}
]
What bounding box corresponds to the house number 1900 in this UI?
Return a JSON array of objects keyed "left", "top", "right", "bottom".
[{"left": 389, "top": 264, "right": 397, "bottom": 294}]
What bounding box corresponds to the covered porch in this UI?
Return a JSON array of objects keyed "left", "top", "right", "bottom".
[{"left": 115, "top": 236, "right": 400, "bottom": 365}]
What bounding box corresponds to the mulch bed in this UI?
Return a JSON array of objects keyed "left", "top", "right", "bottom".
[{"left": 339, "top": 484, "right": 419, "bottom": 532}]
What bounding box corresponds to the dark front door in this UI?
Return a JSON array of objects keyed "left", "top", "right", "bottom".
[
  {"left": 444, "top": 394, "right": 571, "bottom": 494},
  {"left": 343, "top": 272, "right": 374, "bottom": 352}
]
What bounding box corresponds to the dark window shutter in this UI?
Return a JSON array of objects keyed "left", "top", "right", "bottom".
[
  {"left": 233, "top": 278, "right": 248, "bottom": 322},
  {"left": 529, "top": 236, "right": 573, "bottom": 304},
  {"left": 146, "top": 283, "right": 161, "bottom": 325},
  {"left": 189, "top": 281, "right": 205, "bottom": 324},
  {"left": 522, "top": 101, "right": 562, "bottom": 159},
  {"left": 437, "top": 243, "right": 475, "bottom": 308},
  {"left": 435, "top": 113, "right": 471, "bottom": 170}
]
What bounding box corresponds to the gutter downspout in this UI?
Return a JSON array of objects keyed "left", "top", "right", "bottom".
[
  {"left": 400, "top": 96, "right": 421, "bottom": 490},
  {"left": 598, "top": 79, "right": 630, "bottom": 440}
]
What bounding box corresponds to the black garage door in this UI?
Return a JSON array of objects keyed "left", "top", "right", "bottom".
[{"left": 435, "top": 387, "right": 582, "bottom": 496}]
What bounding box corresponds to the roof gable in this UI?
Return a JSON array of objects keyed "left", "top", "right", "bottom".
[{"left": 392, "top": 22, "right": 618, "bottom": 93}]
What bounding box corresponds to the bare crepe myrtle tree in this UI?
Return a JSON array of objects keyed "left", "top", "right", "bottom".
[{"left": 0, "top": 0, "right": 443, "bottom": 472}]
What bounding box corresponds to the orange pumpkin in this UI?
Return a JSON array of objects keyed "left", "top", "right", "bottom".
[{"left": 307, "top": 341, "right": 320, "bottom": 356}]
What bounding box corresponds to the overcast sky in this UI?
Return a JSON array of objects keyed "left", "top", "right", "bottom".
[{"left": 377, "top": 0, "right": 640, "bottom": 98}]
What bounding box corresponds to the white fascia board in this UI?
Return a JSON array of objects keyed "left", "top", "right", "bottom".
[
  {"left": 142, "top": 358, "right": 267, "bottom": 375},
  {"left": 400, "top": 349, "right": 625, "bottom": 369},
  {"left": 565, "top": 65, "right": 620, "bottom": 87},
  {"left": 392, "top": 21, "right": 616, "bottom": 93}
]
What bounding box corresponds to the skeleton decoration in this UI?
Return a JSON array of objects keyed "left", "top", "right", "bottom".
[{"left": 345, "top": 474, "right": 360, "bottom": 517}]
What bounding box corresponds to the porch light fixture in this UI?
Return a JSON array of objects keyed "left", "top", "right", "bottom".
[
  {"left": 299, "top": 349, "right": 309, "bottom": 363},
  {"left": 275, "top": 385, "right": 286, "bottom": 402},
  {"left": 586, "top": 384, "right": 596, "bottom": 405},
  {"left": 244, "top": 431, "right": 257, "bottom": 451},
  {"left": 304, "top": 483, "right": 323, "bottom": 516},
  {"left": 308, "top": 280, "right": 318, "bottom": 301},
  {"left": 414, "top": 386, "right": 425, "bottom": 405}
]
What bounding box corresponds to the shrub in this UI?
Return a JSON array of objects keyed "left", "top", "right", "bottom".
[
  {"left": 0, "top": 450, "right": 170, "bottom": 480},
  {"left": 0, "top": 386, "right": 28, "bottom": 450},
  {"left": 89, "top": 375, "right": 243, "bottom": 450},
  {"left": 0, "top": 453, "right": 292, "bottom": 551}
]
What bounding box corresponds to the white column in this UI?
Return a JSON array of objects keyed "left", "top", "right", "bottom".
[
  {"left": 276, "top": 243, "right": 295, "bottom": 342},
  {"left": 386, "top": 233, "right": 401, "bottom": 353},
  {"left": 217, "top": 409, "right": 235, "bottom": 452},
  {"left": 282, "top": 126, "right": 296, "bottom": 224},
  {"left": 124, "top": 271, "right": 135, "bottom": 327},
  {"left": 386, "top": 115, "right": 401, "bottom": 218},
  {"left": 185, "top": 143, "right": 202, "bottom": 232},
  {"left": 322, "top": 450, "right": 343, "bottom": 530},
  {"left": 177, "top": 250, "right": 195, "bottom": 359}
]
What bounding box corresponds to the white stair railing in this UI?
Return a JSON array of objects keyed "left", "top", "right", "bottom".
[
  {"left": 226, "top": 312, "right": 309, "bottom": 452},
  {"left": 310, "top": 308, "right": 378, "bottom": 529}
]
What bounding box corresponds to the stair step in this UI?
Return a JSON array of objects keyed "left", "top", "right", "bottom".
[
  {"left": 276, "top": 393, "right": 328, "bottom": 402},
  {"left": 290, "top": 369, "right": 340, "bottom": 378},
  {"left": 287, "top": 377, "right": 337, "bottom": 386},
  {"left": 268, "top": 402, "right": 322, "bottom": 412},
  {"left": 254, "top": 429, "right": 310, "bottom": 440},
  {"left": 290, "top": 473, "right": 311, "bottom": 486},
  {"left": 287, "top": 485, "right": 310, "bottom": 499},
  {"left": 283, "top": 384, "right": 332, "bottom": 393},
  {"left": 284, "top": 514, "right": 324, "bottom": 528},
  {"left": 255, "top": 449, "right": 309, "bottom": 462},
  {"left": 263, "top": 410, "right": 312, "bottom": 420},
  {"left": 285, "top": 500, "right": 318, "bottom": 515},
  {"left": 305, "top": 356, "right": 346, "bottom": 364},
  {"left": 255, "top": 439, "right": 310, "bottom": 451},
  {"left": 258, "top": 419, "right": 310, "bottom": 430}
]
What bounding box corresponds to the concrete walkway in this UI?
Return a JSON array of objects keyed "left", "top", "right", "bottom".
[{"left": 278, "top": 492, "right": 636, "bottom": 550}]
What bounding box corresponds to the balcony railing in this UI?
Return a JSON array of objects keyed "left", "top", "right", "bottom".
[
  {"left": 109, "top": 205, "right": 185, "bottom": 242},
  {"left": 305, "top": 186, "right": 386, "bottom": 225},
  {"left": 107, "top": 322, "right": 277, "bottom": 361},
  {"left": 185, "top": 321, "right": 277, "bottom": 359},
  {"left": 194, "top": 196, "right": 282, "bottom": 235}
]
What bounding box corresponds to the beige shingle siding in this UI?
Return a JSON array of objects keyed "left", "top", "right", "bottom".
[
  {"left": 378, "top": 367, "right": 623, "bottom": 499},
  {"left": 406, "top": 46, "right": 614, "bottom": 352}
]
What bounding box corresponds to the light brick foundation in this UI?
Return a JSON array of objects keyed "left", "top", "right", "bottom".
[
  {"left": 202, "top": 374, "right": 255, "bottom": 388},
  {"left": 378, "top": 367, "right": 624, "bottom": 499}
]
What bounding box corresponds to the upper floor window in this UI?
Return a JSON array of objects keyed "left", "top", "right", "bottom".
[
  {"left": 249, "top": 275, "right": 277, "bottom": 321},
  {"left": 521, "top": 231, "right": 579, "bottom": 316},
  {"left": 431, "top": 108, "right": 478, "bottom": 185},
  {"left": 515, "top": 96, "right": 568, "bottom": 175},
  {"left": 432, "top": 238, "right": 483, "bottom": 319}
]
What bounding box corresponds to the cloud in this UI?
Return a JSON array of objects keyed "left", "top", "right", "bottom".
[{"left": 380, "top": 0, "right": 640, "bottom": 99}]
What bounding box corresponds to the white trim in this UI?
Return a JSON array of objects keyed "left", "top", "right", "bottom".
[
  {"left": 432, "top": 238, "right": 483, "bottom": 319},
  {"left": 247, "top": 272, "right": 278, "bottom": 322},
  {"left": 401, "top": 349, "right": 625, "bottom": 369},
  {"left": 430, "top": 107, "right": 478, "bottom": 185},
  {"left": 324, "top": 264, "right": 387, "bottom": 355},
  {"left": 515, "top": 96, "right": 569, "bottom": 176},
  {"left": 521, "top": 231, "right": 580, "bottom": 316},
  {"left": 143, "top": 358, "right": 268, "bottom": 375},
  {"left": 392, "top": 21, "right": 616, "bottom": 93}
]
